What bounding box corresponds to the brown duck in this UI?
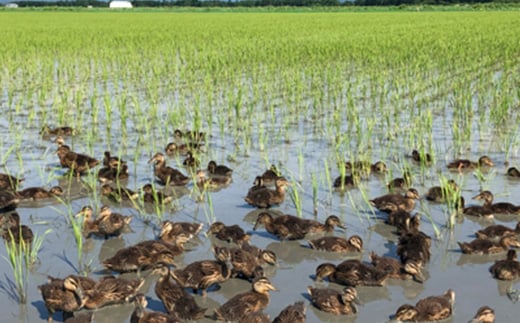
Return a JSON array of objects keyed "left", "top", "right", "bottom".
[
  {"left": 16, "top": 186, "right": 63, "bottom": 200},
  {"left": 213, "top": 277, "right": 277, "bottom": 322},
  {"left": 369, "top": 251, "right": 425, "bottom": 282},
  {"left": 393, "top": 289, "right": 455, "bottom": 322},
  {"left": 245, "top": 177, "right": 290, "bottom": 208},
  {"left": 196, "top": 170, "right": 232, "bottom": 189},
  {"left": 476, "top": 222, "right": 520, "bottom": 239},
  {"left": 96, "top": 205, "right": 132, "bottom": 238},
  {"left": 1, "top": 212, "right": 33, "bottom": 245},
  {"left": 0, "top": 173, "right": 23, "bottom": 191},
  {"left": 387, "top": 170, "right": 412, "bottom": 192},
  {"left": 489, "top": 249, "right": 520, "bottom": 280},
  {"left": 98, "top": 160, "right": 129, "bottom": 183},
  {"left": 40, "top": 125, "right": 74, "bottom": 137},
  {"left": 142, "top": 183, "right": 173, "bottom": 204},
  {"left": 273, "top": 301, "right": 306, "bottom": 323},
  {"left": 397, "top": 229, "right": 432, "bottom": 266},
  {"left": 470, "top": 306, "right": 495, "bottom": 323},
  {"left": 315, "top": 260, "right": 391, "bottom": 287},
  {"left": 425, "top": 179, "right": 458, "bottom": 202},
  {"left": 307, "top": 236, "right": 363, "bottom": 253},
  {"left": 411, "top": 149, "right": 432, "bottom": 164},
  {"left": 160, "top": 220, "right": 202, "bottom": 244},
  {"left": 308, "top": 286, "right": 360, "bottom": 316},
  {"left": 207, "top": 160, "right": 233, "bottom": 177},
  {"left": 260, "top": 164, "right": 282, "bottom": 185},
  {"left": 38, "top": 276, "right": 84, "bottom": 323},
  {"left": 507, "top": 167, "right": 520, "bottom": 178},
  {"left": 130, "top": 293, "right": 180, "bottom": 323},
  {"left": 458, "top": 234, "right": 520, "bottom": 254},
  {"left": 56, "top": 144, "right": 99, "bottom": 176},
  {"left": 207, "top": 221, "right": 250, "bottom": 244},
  {"left": 221, "top": 246, "right": 276, "bottom": 281},
  {"left": 101, "top": 184, "right": 139, "bottom": 202},
  {"left": 473, "top": 190, "right": 520, "bottom": 214},
  {"left": 370, "top": 188, "right": 420, "bottom": 213},
  {"left": 153, "top": 265, "right": 206, "bottom": 320},
  {"left": 447, "top": 155, "right": 494, "bottom": 171},
  {"left": 78, "top": 275, "right": 144, "bottom": 309},
  {"left": 148, "top": 152, "right": 189, "bottom": 186}
]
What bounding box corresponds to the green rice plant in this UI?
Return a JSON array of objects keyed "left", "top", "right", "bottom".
[
  {"left": 311, "top": 172, "right": 318, "bottom": 216},
  {"left": 288, "top": 179, "right": 303, "bottom": 217},
  {"left": 26, "top": 228, "right": 52, "bottom": 267},
  {"left": 2, "top": 230, "right": 30, "bottom": 303}
]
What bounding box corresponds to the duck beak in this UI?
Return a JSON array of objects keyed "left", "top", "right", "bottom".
[
  {"left": 352, "top": 295, "right": 362, "bottom": 305},
  {"left": 413, "top": 271, "right": 425, "bottom": 283},
  {"left": 337, "top": 223, "right": 347, "bottom": 230},
  {"left": 472, "top": 193, "right": 482, "bottom": 200},
  {"left": 147, "top": 156, "right": 156, "bottom": 164},
  {"left": 268, "top": 283, "right": 278, "bottom": 291}
]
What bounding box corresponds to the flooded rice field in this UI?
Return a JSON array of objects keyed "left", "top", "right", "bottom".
[{"left": 1, "top": 10, "right": 520, "bottom": 323}]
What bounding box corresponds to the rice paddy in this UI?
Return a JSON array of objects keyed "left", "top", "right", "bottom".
[{"left": 0, "top": 8, "right": 520, "bottom": 322}]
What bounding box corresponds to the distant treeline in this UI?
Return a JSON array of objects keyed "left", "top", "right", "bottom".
[{"left": 8, "top": 0, "right": 517, "bottom": 7}]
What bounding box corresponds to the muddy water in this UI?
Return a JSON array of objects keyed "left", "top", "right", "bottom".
[{"left": 1, "top": 118, "right": 520, "bottom": 323}]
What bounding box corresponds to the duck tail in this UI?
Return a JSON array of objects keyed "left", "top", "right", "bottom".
[{"left": 458, "top": 241, "right": 472, "bottom": 254}]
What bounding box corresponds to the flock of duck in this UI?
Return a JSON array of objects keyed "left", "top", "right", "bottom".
[{"left": 1, "top": 127, "right": 520, "bottom": 322}]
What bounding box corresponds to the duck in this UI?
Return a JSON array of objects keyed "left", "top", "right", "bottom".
[
  {"left": 159, "top": 220, "right": 203, "bottom": 244},
  {"left": 252, "top": 213, "right": 311, "bottom": 241},
  {"left": 247, "top": 176, "right": 267, "bottom": 196},
  {"left": 0, "top": 173, "right": 23, "bottom": 191},
  {"left": 239, "top": 241, "right": 278, "bottom": 266},
  {"left": 315, "top": 260, "right": 391, "bottom": 287},
  {"left": 476, "top": 222, "right": 520, "bottom": 239},
  {"left": 38, "top": 276, "right": 84, "bottom": 323},
  {"left": 387, "top": 170, "right": 412, "bottom": 192},
  {"left": 0, "top": 190, "right": 20, "bottom": 211},
  {"left": 1, "top": 212, "right": 33, "bottom": 245},
  {"left": 346, "top": 160, "right": 387, "bottom": 177},
  {"left": 333, "top": 173, "right": 358, "bottom": 189},
  {"left": 96, "top": 205, "right": 133, "bottom": 238},
  {"left": 473, "top": 190, "right": 520, "bottom": 214},
  {"left": 447, "top": 155, "right": 494, "bottom": 171},
  {"left": 56, "top": 144, "right": 99, "bottom": 177},
  {"left": 102, "top": 151, "right": 126, "bottom": 168},
  {"left": 174, "top": 129, "right": 206, "bottom": 142},
  {"left": 16, "top": 186, "right": 63, "bottom": 200},
  {"left": 100, "top": 184, "right": 139, "bottom": 202},
  {"left": 213, "top": 277, "right": 277, "bottom": 322},
  {"left": 489, "top": 249, "right": 520, "bottom": 280},
  {"left": 171, "top": 246, "right": 232, "bottom": 296},
  {"left": 220, "top": 246, "right": 276, "bottom": 281},
  {"left": 183, "top": 151, "right": 200, "bottom": 168},
  {"left": 397, "top": 229, "right": 432, "bottom": 266},
  {"left": 458, "top": 234, "right": 520, "bottom": 254},
  {"left": 306, "top": 215, "right": 346, "bottom": 234},
  {"left": 141, "top": 183, "right": 173, "bottom": 205},
  {"left": 370, "top": 188, "right": 420, "bottom": 213},
  {"left": 75, "top": 206, "right": 101, "bottom": 238},
  {"left": 470, "top": 306, "right": 495, "bottom": 323},
  {"left": 273, "top": 301, "right": 306, "bottom": 323},
  {"left": 393, "top": 289, "right": 454, "bottom": 322},
  {"left": 148, "top": 152, "right": 190, "bottom": 186},
  {"left": 425, "top": 179, "right": 458, "bottom": 202},
  {"left": 507, "top": 167, "right": 520, "bottom": 178},
  {"left": 458, "top": 196, "right": 494, "bottom": 218},
  {"left": 369, "top": 252, "right": 425, "bottom": 282},
  {"left": 196, "top": 170, "right": 232, "bottom": 190},
  {"left": 130, "top": 293, "right": 180, "bottom": 323},
  {"left": 164, "top": 142, "right": 203, "bottom": 156},
  {"left": 207, "top": 221, "right": 250, "bottom": 244},
  {"left": 260, "top": 164, "right": 282, "bottom": 185},
  {"left": 153, "top": 264, "right": 207, "bottom": 320},
  {"left": 245, "top": 177, "right": 290, "bottom": 208},
  {"left": 241, "top": 312, "right": 271, "bottom": 323},
  {"left": 411, "top": 149, "right": 432, "bottom": 164},
  {"left": 385, "top": 211, "right": 414, "bottom": 232},
  {"left": 97, "top": 161, "right": 129, "bottom": 183},
  {"left": 307, "top": 235, "right": 363, "bottom": 253},
  {"left": 307, "top": 286, "right": 360, "bottom": 315},
  {"left": 78, "top": 275, "right": 144, "bottom": 309},
  {"left": 40, "top": 125, "right": 75, "bottom": 137},
  {"left": 207, "top": 160, "right": 233, "bottom": 177}
]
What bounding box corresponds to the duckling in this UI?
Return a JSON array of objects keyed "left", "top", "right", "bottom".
[
  {"left": 160, "top": 220, "right": 202, "bottom": 244},
  {"left": 397, "top": 228, "right": 432, "bottom": 265},
  {"left": 56, "top": 145, "right": 99, "bottom": 177},
  {"left": 79, "top": 275, "right": 144, "bottom": 309},
  {"left": 213, "top": 277, "right": 277, "bottom": 322},
  {"left": 447, "top": 155, "right": 494, "bottom": 171},
  {"left": 306, "top": 215, "right": 346, "bottom": 234},
  {"left": 385, "top": 211, "right": 414, "bottom": 232},
  {"left": 102, "top": 151, "right": 126, "bottom": 168},
  {"left": 241, "top": 312, "right": 271, "bottom": 323},
  {"left": 136, "top": 234, "right": 191, "bottom": 259},
  {"left": 164, "top": 142, "right": 204, "bottom": 156},
  {"left": 470, "top": 306, "right": 495, "bottom": 323},
  {"left": 16, "top": 186, "right": 63, "bottom": 200},
  {"left": 100, "top": 184, "right": 139, "bottom": 202},
  {"left": 369, "top": 252, "right": 425, "bottom": 282},
  {"left": 207, "top": 221, "right": 250, "bottom": 244},
  {"left": 239, "top": 241, "right": 277, "bottom": 266},
  {"left": 346, "top": 160, "right": 387, "bottom": 177},
  {"left": 370, "top": 188, "right": 420, "bottom": 213},
  {"left": 221, "top": 246, "right": 275, "bottom": 280},
  {"left": 153, "top": 265, "right": 207, "bottom": 320},
  {"left": 458, "top": 234, "right": 520, "bottom": 254},
  {"left": 174, "top": 129, "right": 206, "bottom": 142},
  {"left": 247, "top": 176, "right": 266, "bottom": 196},
  {"left": 387, "top": 170, "right": 412, "bottom": 192},
  {"left": 411, "top": 149, "right": 432, "bottom": 164},
  {"left": 458, "top": 196, "right": 494, "bottom": 218},
  {"left": 142, "top": 183, "right": 173, "bottom": 205},
  {"left": 131, "top": 293, "right": 180, "bottom": 323},
  {"left": 394, "top": 289, "right": 455, "bottom": 322},
  {"left": 96, "top": 205, "right": 132, "bottom": 238},
  {"left": 40, "top": 125, "right": 75, "bottom": 137},
  {"left": 425, "top": 179, "right": 458, "bottom": 202},
  {"left": 2, "top": 212, "right": 33, "bottom": 245},
  {"left": 98, "top": 161, "right": 129, "bottom": 183},
  {"left": 207, "top": 160, "right": 233, "bottom": 177},
  {"left": 0, "top": 173, "right": 23, "bottom": 191},
  {"left": 333, "top": 173, "right": 358, "bottom": 189},
  {"left": 75, "top": 206, "right": 101, "bottom": 238},
  {"left": 253, "top": 212, "right": 316, "bottom": 241},
  {"left": 171, "top": 246, "right": 232, "bottom": 296},
  {"left": 260, "top": 164, "right": 282, "bottom": 185},
  {"left": 315, "top": 260, "right": 391, "bottom": 287},
  {"left": 307, "top": 235, "right": 363, "bottom": 253},
  {"left": 273, "top": 301, "right": 306, "bottom": 323},
  {"left": 38, "top": 276, "right": 83, "bottom": 323},
  {"left": 245, "top": 177, "right": 290, "bottom": 208},
  {"left": 0, "top": 190, "right": 20, "bottom": 211},
  {"left": 183, "top": 151, "right": 200, "bottom": 168},
  {"left": 47, "top": 274, "right": 97, "bottom": 293},
  {"left": 489, "top": 249, "right": 520, "bottom": 280},
  {"left": 196, "top": 170, "right": 231, "bottom": 190},
  {"left": 308, "top": 286, "right": 360, "bottom": 316},
  {"left": 473, "top": 190, "right": 520, "bottom": 214},
  {"left": 476, "top": 222, "right": 520, "bottom": 239},
  {"left": 148, "top": 152, "right": 190, "bottom": 186},
  {"left": 507, "top": 167, "right": 520, "bottom": 178}
]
